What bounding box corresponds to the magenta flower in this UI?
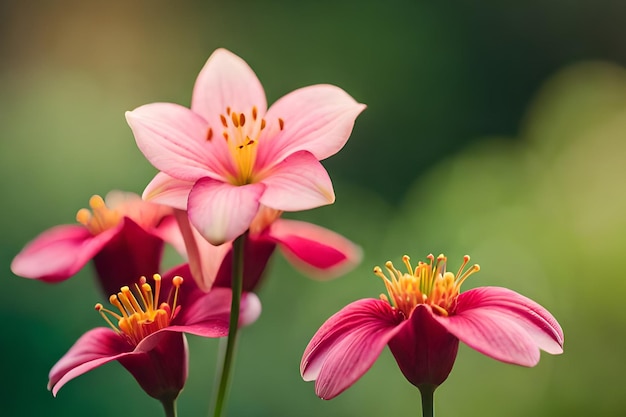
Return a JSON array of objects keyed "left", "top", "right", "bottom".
[
  {"left": 48, "top": 266, "right": 261, "bottom": 403},
  {"left": 173, "top": 206, "right": 361, "bottom": 291},
  {"left": 126, "top": 48, "right": 366, "bottom": 246},
  {"left": 11, "top": 191, "right": 182, "bottom": 295},
  {"left": 301, "top": 254, "right": 564, "bottom": 399}
]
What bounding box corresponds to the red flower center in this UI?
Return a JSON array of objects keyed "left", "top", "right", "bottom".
[
  {"left": 374, "top": 254, "right": 480, "bottom": 317},
  {"left": 95, "top": 274, "right": 183, "bottom": 346}
]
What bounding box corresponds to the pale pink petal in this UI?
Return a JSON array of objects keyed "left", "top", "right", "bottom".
[
  {"left": 265, "top": 219, "right": 361, "bottom": 279},
  {"left": 301, "top": 299, "right": 403, "bottom": 400},
  {"left": 256, "top": 84, "right": 366, "bottom": 166},
  {"left": 11, "top": 224, "right": 118, "bottom": 282},
  {"left": 191, "top": 48, "right": 267, "bottom": 129},
  {"left": 150, "top": 215, "right": 186, "bottom": 258},
  {"left": 187, "top": 178, "right": 266, "bottom": 245},
  {"left": 48, "top": 328, "right": 132, "bottom": 396},
  {"left": 455, "top": 287, "right": 564, "bottom": 355},
  {"left": 174, "top": 210, "right": 232, "bottom": 291},
  {"left": 258, "top": 151, "right": 335, "bottom": 211},
  {"left": 142, "top": 172, "right": 194, "bottom": 211},
  {"left": 126, "top": 103, "right": 227, "bottom": 181}
]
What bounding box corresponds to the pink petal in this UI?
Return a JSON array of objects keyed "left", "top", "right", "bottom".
[
  {"left": 174, "top": 210, "right": 232, "bottom": 291},
  {"left": 48, "top": 328, "right": 132, "bottom": 396},
  {"left": 91, "top": 217, "right": 165, "bottom": 295},
  {"left": 301, "top": 299, "right": 403, "bottom": 400},
  {"left": 433, "top": 287, "right": 564, "bottom": 367},
  {"left": 258, "top": 151, "right": 335, "bottom": 211},
  {"left": 126, "top": 103, "right": 227, "bottom": 181},
  {"left": 118, "top": 332, "right": 188, "bottom": 401},
  {"left": 257, "top": 84, "right": 366, "bottom": 166},
  {"left": 191, "top": 48, "right": 267, "bottom": 129},
  {"left": 187, "top": 178, "right": 265, "bottom": 245},
  {"left": 388, "top": 305, "right": 460, "bottom": 388},
  {"left": 143, "top": 172, "right": 194, "bottom": 211},
  {"left": 457, "top": 286, "right": 564, "bottom": 355},
  {"left": 264, "top": 219, "right": 361, "bottom": 279},
  {"left": 11, "top": 224, "right": 117, "bottom": 282},
  {"left": 167, "top": 288, "right": 262, "bottom": 337}
]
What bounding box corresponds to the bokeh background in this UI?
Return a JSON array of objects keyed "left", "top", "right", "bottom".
[{"left": 2, "top": 1, "right": 626, "bottom": 416}]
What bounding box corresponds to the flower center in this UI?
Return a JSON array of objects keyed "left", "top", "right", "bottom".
[
  {"left": 95, "top": 274, "right": 183, "bottom": 346},
  {"left": 76, "top": 195, "right": 121, "bottom": 235},
  {"left": 212, "top": 105, "right": 284, "bottom": 185},
  {"left": 374, "top": 254, "right": 480, "bottom": 317}
]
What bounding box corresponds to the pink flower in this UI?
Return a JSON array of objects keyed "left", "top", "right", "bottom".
[
  {"left": 126, "top": 48, "right": 366, "bottom": 246},
  {"left": 301, "top": 254, "right": 564, "bottom": 399},
  {"left": 48, "top": 266, "right": 261, "bottom": 402},
  {"left": 11, "top": 191, "right": 182, "bottom": 295},
  {"left": 174, "top": 207, "right": 361, "bottom": 291}
]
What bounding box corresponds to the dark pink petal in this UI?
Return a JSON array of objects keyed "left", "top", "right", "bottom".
[
  {"left": 191, "top": 48, "right": 267, "bottom": 130},
  {"left": 187, "top": 178, "right": 265, "bottom": 245},
  {"left": 263, "top": 219, "right": 361, "bottom": 279},
  {"left": 118, "top": 332, "right": 188, "bottom": 401},
  {"left": 212, "top": 234, "right": 277, "bottom": 292},
  {"left": 258, "top": 151, "right": 335, "bottom": 211},
  {"left": 91, "top": 217, "right": 165, "bottom": 295},
  {"left": 170, "top": 288, "right": 262, "bottom": 336},
  {"left": 388, "top": 305, "right": 459, "bottom": 388},
  {"left": 48, "top": 328, "right": 132, "bottom": 396},
  {"left": 11, "top": 224, "right": 117, "bottom": 283},
  {"left": 257, "top": 84, "right": 366, "bottom": 166},
  {"left": 456, "top": 286, "right": 564, "bottom": 355},
  {"left": 126, "top": 103, "right": 227, "bottom": 182},
  {"left": 433, "top": 287, "right": 563, "bottom": 367},
  {"left": 143, "top": 172, "right": 194, "bottom": 211},
  {"left": 301, "top": 299, "right": 403, "bottom": 400}
]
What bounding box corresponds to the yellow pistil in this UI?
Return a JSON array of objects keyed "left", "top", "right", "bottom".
[
  {"left": 75, "top": 195, "right": 122, "bottom": 235},
  {"left": 374, "top": 254, "right": 480, "bottom": 318},
  {"left": 95, "top": 274, "right": 184, "bottom": 346},
  {"left": 218, "top": 105, "right": 284, "bottom": 185}
]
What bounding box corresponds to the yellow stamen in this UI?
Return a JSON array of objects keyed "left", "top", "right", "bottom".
[
  {"left": 95, "top": 274, "right": 184, "bottom": 346},
  {"left": 75, "top": 195, "right": 121, "bottom": 235},
  {"left": 216, "top": 104, "right": 284, "bottom": 185},
  {"left": 374, "top": 254, "right": 480, "bottom": 317}
]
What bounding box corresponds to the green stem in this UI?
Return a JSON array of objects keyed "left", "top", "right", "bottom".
[
  {"left": 211, "top": 234, "right": 245, "bottom": 417},
  {"left": 419, "top": 385, "right": 435, "bottom": 417},
  {"left": 160, "top": 398, "right": 178, "bottom": 417}
]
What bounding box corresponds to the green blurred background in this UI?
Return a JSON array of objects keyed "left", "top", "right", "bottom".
[{"left": 3, "top": 0, "right": 626, "bottom": 416}]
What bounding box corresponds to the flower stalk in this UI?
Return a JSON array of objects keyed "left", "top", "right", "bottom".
[
  {"left": 419, "top": 385, "right": 435, "bottom": 417},
  {"left": 211, "top": 234, "right": 246, "bottom": 417},
  {"left": 160, "top": 398, "right": 178, "bottom": 417}
]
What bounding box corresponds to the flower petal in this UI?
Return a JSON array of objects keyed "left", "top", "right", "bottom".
[
  {"left": 173, "top": 210, "right": 232, "bottom": 291},
  {"left": 257, "top": 84, "right": 366, "bottom": 166},
  {"left": 126, "top": 102, "right": 227, "bottom": 181},
  {"left": 259, "top": 151, "right": 335, "bottom": 211},
  {"left": 191, "top": 48, "right": 267, "bottom": 128},
  {"left": 142, "top": 172, "right": 194, "bottom": 211},
  {"left": 11, "top": 224, "right": 117, "bottom": 282},
  {"left": 457, "top": 286, "right": 564, "bottom": 355},
  {"left": 433, "top": 287, "right": 563, "bottom": 367},
  {"left": 187, "top": 178, "right": 265, "bottom": 245},
  {"left": 388, "top": 305, "right": 459, "bottom": 388},
  {"left": 91, "top": 217, "right": 166, "bottom": 295},
  {"left": 167, "top": 288, "right": 261, "bottom": 337},
  {"left": 118, "top": 332, "right": 188, "bottom": 401},
  {"left": 263, "top": 219, "right": 361, "bottom": 279},
  {"left": 301, "top": 299, "right": 403, "bottom": 400},
  {"left": 48, "top": 328, "right": 132, "bottom": 396}
]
